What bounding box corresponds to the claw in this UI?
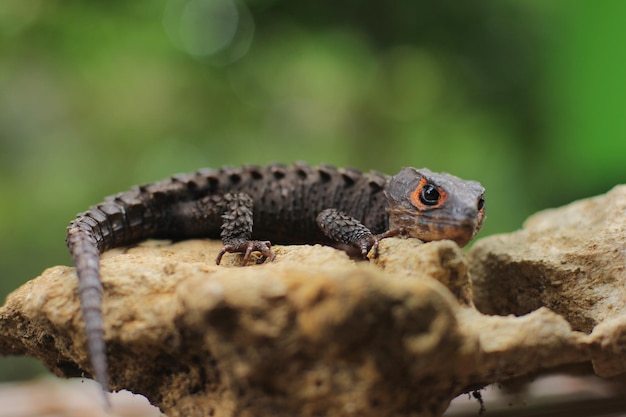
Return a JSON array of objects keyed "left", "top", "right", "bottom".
[
  {"left": 242, "top": 242, "right": 255, "bottom": 264},
  {"left": 363, "top": 228, "right": 404, "bottom": 259},
  {"left": 215, "top": 240, "right": 275, "bottom": 266},
  {"left": 215, "top": 244, "right": 233, "bottom": 265}
]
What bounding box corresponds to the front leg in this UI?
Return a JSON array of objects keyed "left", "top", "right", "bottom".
[
  {"left": 316, "top": 209, "right": 402, "bottom": 258},
  {"left": 214, "top": 193, "right": 275, "bottom": 265}
]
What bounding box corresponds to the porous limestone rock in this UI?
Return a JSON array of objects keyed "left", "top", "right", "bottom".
[
  {"left": 469, "top": 185, "right": 626, "bottom": 377},
  {"left": 3, "top": 240, "right": 481, "bottom": 417},
  {"left": 0, "top": 185, "right": 624, "bottom": 417}
]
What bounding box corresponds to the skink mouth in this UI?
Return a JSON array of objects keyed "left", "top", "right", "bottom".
[
  {"left": 389, "top": 210, "right": 480, "bottom": 247},
  {"left": 412, "top": 222, "right": 476, "bottom": 247}
]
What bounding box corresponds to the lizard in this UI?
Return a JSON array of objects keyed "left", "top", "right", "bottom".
[{"left": 65, "top": 162, "right": 486, "bottom": 407}]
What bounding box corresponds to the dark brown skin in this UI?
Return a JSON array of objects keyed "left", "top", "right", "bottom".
[{"left": 65, "top": 163, "right": 485, "bottom": 407}]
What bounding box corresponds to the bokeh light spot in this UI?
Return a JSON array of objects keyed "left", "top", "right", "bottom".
[{"left": 164, "top": 0, "right": 243, "bottom": 58}]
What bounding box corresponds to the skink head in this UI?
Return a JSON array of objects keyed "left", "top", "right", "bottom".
[{"left": 385, "top": 167, "right": 485, "bottom": 247}]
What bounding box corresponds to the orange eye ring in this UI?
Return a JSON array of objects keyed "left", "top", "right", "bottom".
[{"left": 410, "top": 178, "right": 448, "bottom": 210}]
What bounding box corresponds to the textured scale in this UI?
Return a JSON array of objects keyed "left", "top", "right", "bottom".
[{"left": 65, "top": 163, "right": 486, "bottom": 408}]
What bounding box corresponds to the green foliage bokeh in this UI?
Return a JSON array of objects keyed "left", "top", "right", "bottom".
[{"left": 0, "top": 0, "right": 624, "bottom": 380}]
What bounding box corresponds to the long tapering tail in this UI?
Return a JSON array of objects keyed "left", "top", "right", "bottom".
[
  {"left": 64, "top": 169, "right": 231, "bottom": 408},
  {"left": 66, "top": 219, "right": 111, "bottom": 409}
]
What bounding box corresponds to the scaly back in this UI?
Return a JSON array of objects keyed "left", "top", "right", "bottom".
[{"left": 66, "top": 163, "right": 392, "bottom": 406}]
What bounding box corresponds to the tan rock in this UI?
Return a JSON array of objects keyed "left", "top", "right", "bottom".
[
  {"left": 469, "top": 185, "right": 626, "bottom": 377},
  {"left": 2, "top": 240, "right": 476, "bottom": 417},
  {"left": 1, "top": 184, "right": 624, "bottom": 417},
  {"left": 372, "top": 238, "right": 473, "bottom": 305}
]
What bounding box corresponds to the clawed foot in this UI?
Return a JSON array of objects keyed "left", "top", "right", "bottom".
[
  {"left": 359, "top": 228, "right": 404, "bottom": 259},
  {"left": 215, "top": 239, "right": 276, "bottom": 265}
]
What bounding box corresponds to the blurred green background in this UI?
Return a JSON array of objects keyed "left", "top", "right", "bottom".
[{"left": 0, "top": 0, "right": 624, "bottom": 381}]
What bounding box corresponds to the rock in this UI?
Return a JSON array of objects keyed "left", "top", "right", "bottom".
[
  {"left": 2, "top": 240, "right": 477, "bottom": 417},
  {"left": 372, "top": 238, "right": 473, "bottom": 305},
  {"left": 469, "top": 185, "right": 626, "bottom": 377},
  {"left": 1, "top": 183, "right": 625, "bottom": 417}
]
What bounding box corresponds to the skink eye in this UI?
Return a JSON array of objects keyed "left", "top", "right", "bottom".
[
  {"left": 477, "top": 196, "right": 485, "bottom": 211},
  {"left": 410, "top": 178, "right": 448, "bottom": 209},
  {"left": 420, "top": 184, "right": 441, "bottom": 206}
]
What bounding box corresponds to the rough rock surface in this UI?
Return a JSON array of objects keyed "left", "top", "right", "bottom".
[
  {"left": 469, "top": 185, "right": 626, "bottom": 377},
  {"left": 0, "top": 185, "right": 624, "bottom": 417}
]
